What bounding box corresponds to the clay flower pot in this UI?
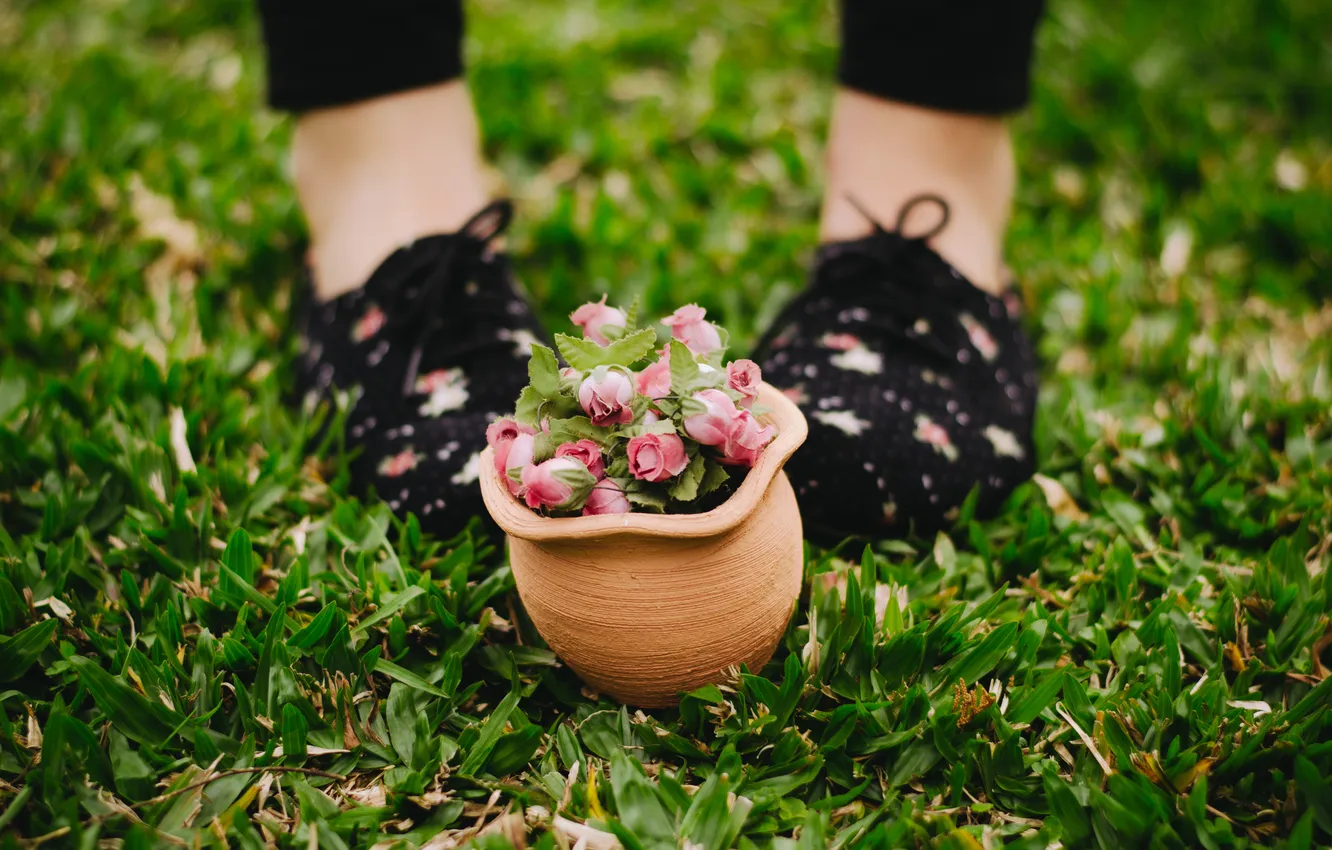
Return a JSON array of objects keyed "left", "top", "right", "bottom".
[{"left": 480, "top": 383, "right": 808, "bottom": 707}]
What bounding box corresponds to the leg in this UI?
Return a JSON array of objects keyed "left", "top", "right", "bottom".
[
  {"left": 258, "top": 0, "right": 489, "bottom": 298},
  {"left": 754, "top": 0, "right": 1044, "bottom": 537},
  {"left": 822, "top": 0, "right": 1043, "bottom": 293},
  {"left": 260, "top": 0, "right": 549, "bottom": 538}
]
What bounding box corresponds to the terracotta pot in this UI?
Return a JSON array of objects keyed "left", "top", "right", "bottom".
[{"left": 480, "top": 382, "right": 808, "bottom": 707}]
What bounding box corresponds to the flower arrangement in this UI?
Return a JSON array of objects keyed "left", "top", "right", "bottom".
[{"left": 486, "top": 298, "right": 775, "bottom": 516}]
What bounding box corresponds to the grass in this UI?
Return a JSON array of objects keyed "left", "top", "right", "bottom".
[{"left": 2, "top": 0, "right": 1331, "bottom": 846}]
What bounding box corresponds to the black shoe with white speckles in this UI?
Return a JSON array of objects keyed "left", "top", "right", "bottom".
[
  {"left": 294, "top": 200, "right": 548, "bottom": 538},
  {"left": 752, "top": 195, "right": 1038, "bottom": 538}
]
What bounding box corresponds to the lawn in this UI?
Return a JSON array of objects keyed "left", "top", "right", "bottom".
[{"left": 2, "top": 0, "right": 1331, "bottom": 846}]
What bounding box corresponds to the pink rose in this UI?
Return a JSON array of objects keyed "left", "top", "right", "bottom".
[
  {"left": 662, "top": 305, "right": 723, "bottom": 355},
  {"left": 642, "top": 409, "right": 662, "bottom": 426},
  {"left": 578, "top": 366, "right": 635, "bottom": 426},
  {"left": 487, "top": 417, "right": 536, "bottom": 475},
  {"left": 720, "top": 409, "right": 774, "bottom": 466},
  {"left": 682, "top": 389, "right": 739, "bottom": 446},
  {"left": 570, "top": 296, "right": 628, "bottom": 346},
  {"left": 520, "top": 457, "right": 595, "bottom": 510},
  {"left": 555, "top": 439, "right": 604, "bottom": 479},
  {"left": 503, "top": 432, "right": 536, "bottom": 496},
  {"left": 583, "top": 479, "right": 631, "bottom": 516},
  {"left": 635, "top": 350, "right": 672, "bottom": 399},
  {"left": 726, "top": 359, "right": 761, "bottom": 408},
  {"left": 626, "top": 433, "right": 689, "bottom": 482}
]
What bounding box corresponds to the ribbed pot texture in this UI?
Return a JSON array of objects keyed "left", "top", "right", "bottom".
[{"left": 480, "top": 382, "right": 808, "bottom": 707}]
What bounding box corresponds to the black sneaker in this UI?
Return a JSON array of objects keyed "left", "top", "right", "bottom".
[
  {"left": 752, "top": 195, "right": 1037, "bottom": 538},
  {"left": 294, "top": 200, "right": 547, "bottom": 537}
]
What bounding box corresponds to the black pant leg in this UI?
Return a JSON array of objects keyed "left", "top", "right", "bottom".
[
  {"left": 838, "top": 0, "right": 1045, "bottom": 115},
  {"left": 258, "top": 0, "right": 466, "bottom": 112}
]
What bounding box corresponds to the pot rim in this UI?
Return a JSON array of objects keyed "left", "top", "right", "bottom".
[{"left": 480, "top": 381, "right": 808, "bottom": 541}]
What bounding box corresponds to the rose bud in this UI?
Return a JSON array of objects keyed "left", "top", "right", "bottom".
[
  {"left": 725, "top": 359, "right": 761, "bottom": 408},
  {"left": 487, "top": 417, "right": 536, "bottom": 475},
  {"left": 583, "top": 478, "right": 631, "bottom": 516},
  {"left": 720, "top": 409, "right": 775, "bottom": 466},
  {"left": 662, "top": 304, "right": 723, "bottom": 355},
  {"left": 578, "top": 366, "right": 635, "bottom": 426},
  {"left": 554, "top": 439, "right": 605, "bottom": 479},
  {"left": 570, "top": 295, "right": 628, "bottom": 346},
  {"left": 520, "top": 457, "right": 596, "bottom": 510},
  {"left": 626, "top": 432, "right": 689, "bottom": 482},
  {"left": 635, "top": 349, "right": 672, "bottom": 399},
  {"left": 503, "top": 432, "right": 536, "bottom": 496},
  {"left": 682, "top": 389, "right": 739, "bottom": 446}
]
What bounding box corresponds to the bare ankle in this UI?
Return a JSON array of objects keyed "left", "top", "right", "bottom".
[
  {"left": 293, "top": 81, "right": 491, "bottom": 300},
  {"left": 820, "top": 89, "right": 1015, "bottom": 294}
]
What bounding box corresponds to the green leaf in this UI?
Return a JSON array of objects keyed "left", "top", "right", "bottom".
[
  {"left": 1042, "top": 765, "right": 1090, "bottom": 844},
  {"left": 223, "top": 528, "right": 255, "bottom": 584},
  {"left": 0, "top": 617, "right": 58, "bottom": 681},
  {"left": 458, "top": 682, "right": 522, "bottom": 776},
  {"left": 556, "top": 328, "right": 658, "bottom": 370},
  {"left": 547, "top": 416, "right": 609, "bottom": 447},
  {"left": 68, "top": 656, "right": 187, "bottom": 748},
  {"left": 0, "top": 374, "right": 26, "bottom": 423},
  {"left": 372, "top": 656, "right": 451, "bottom": 698},
  {"left": 950, "top": 621, "right": 1018, "bottom": 685},
  {"left": 351, "top": 586, "right": 425, "bottom": 639},
  {"left": 281, "top": 703, "right": 307, "bottom": 760},
  {"left": 486, "top": 725, "right": 543, "bottom": 776},
  {"left": 528, "top": 343, "right": 562, "bottom": 397},
  {"left": 0, "top": 786, "right": 32, "bottom": 833},
  {"left": 515, "top": 385, "right": 580, "bottom": 427},
  {"left": 551, "top": 460, "right": 598, "bottom": 510},
  {"left": 698, "top": 460, "right": 729, "bottom": 496},
  {"left": 579, "top": 710, "right": 625, "bottom": 760},
  {"left": 610, "top": 748, "right": 678, "bottom": 849},
  {"left": 887, "top": 739, "right": 940, "bottom": 787},
  {"left": 626, "top": 486, "right": 669, "bottom": 512},
  {"left": 514, "top": 385, "right": 544, "bottom": 426},
  {"left": 933, "top": 532, "right": 957, "bottom": 572},
  {"left": 681, "top": 745, "right": 749, "bottom": 848},
  {"left": 668, "top": 454, "right": 707, "bottom": 502},
  {"left": 387, "top": 683, "right": 421, "bottom": 767},
  {"left": 1294, "top": 755, "right": 1332, "bottom": 834},
  {"left": 668, "top": 339, "right": 701, "bottom": 396},
  {"left": 622, "top": 296, "right": 641, "bottom": 333},
  {"left": 289, "top": 603, "right": 338, "bottom": 650},
  {"left": 1007, "top": 670, "right": 1067, "bottom": 725}
]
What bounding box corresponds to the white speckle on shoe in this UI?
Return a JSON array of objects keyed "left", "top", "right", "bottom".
[
  {"left": 450, "top": 452, "right": 481, "bottom": 486},
  {"left": 498, "top": 327, "right": 540, "bottom": 357},
  {"left": 812, "top": 409, "right": 870, "bottom": 436},
  {"left": 984, "top": 425, "right": 1025, "bottom": 459},
  {"left": 830, "top": 346, "right": 883, "bottom": 375},
  {"left": 367, "top": 339, "right": 390, "bottom": 366}
]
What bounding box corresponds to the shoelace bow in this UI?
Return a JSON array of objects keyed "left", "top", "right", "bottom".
[
  {"left": 379, "top": 200, "right": 521, "bottom": 396},
  {"left": 758, "top": 194, "right": 968, "bottom": 361}
]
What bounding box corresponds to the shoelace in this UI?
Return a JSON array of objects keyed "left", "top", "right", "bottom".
[
  {"left": 379, "top": 200, "right": 521, "bottom": 396},
  {"left": 756, "top": 194, "right": 967, "bottom": 361}
]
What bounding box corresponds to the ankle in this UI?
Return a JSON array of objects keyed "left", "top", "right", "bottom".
[
  {"left": 820, "top": 90, "right": 1015, "bottom": 294},
  {"left": 293, "top": 81, "right": 490, "bottom": 300}
]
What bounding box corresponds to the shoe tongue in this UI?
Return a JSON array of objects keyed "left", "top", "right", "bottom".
[
  {"left": 356, "top": 233, "right": 460, "bottom": 302},
  {"left": 815, "top": 231, "right": 1000, "bottom": 307}
]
